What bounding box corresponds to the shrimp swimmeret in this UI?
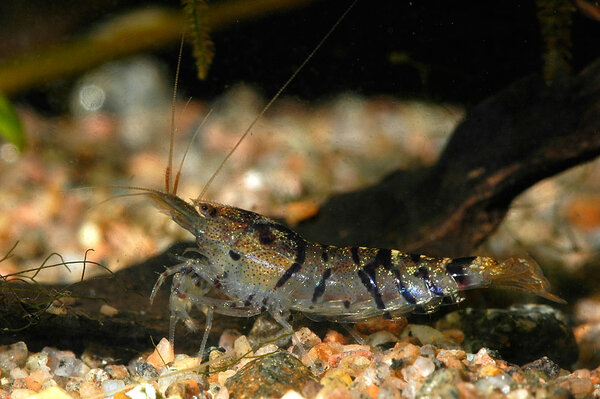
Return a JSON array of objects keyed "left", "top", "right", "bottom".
[{"left": 142, "top": 1, "right": 563, "bottom": 356}]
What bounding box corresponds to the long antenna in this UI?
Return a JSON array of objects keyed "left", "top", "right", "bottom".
[
  {"left": 166, "top": 34, "right": 186, "bottom": 194},
  {"left": 196, "top": 0, "right": 358, "bottom": 201}
]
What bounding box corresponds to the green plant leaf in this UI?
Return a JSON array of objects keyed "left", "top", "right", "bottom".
[
  {"left": 182, "top": 0, "right": 215, "bottom": 80},
  {"left": 0, "top": 93, "right": 26, "bottom": 151}
]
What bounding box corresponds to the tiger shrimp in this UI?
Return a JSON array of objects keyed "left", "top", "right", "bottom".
[
  {"left": 147, "top": 191, "right": 563, "bottom": 353},
  {"left": 144, "top": 1, "right": 563, "bottom": 357}
]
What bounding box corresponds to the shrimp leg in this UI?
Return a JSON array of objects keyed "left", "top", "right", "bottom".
[
  {"left": 150, "top": 259, "right": 206, "bottom": 304},
  {"left": 199, "top": 307, "right": 213, "bottom": 358},
  {"left": 178, "top": 293, "right": 261, "bottom": 318},
  {"left": 270, "top": 310, "right": 306, "bottom": 355}
]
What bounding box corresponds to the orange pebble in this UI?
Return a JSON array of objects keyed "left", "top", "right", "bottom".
[
  {"left": 442, "top": 329, "right": 464, "bottom": 343},
  {"left": 113, "top": 393, "right": 129, "bottom": 399},
  {"left": 590, "top": 368, "right": 600, "bottom": 384},
  {"left": 24, "top": 376, "right": 42, "bottom": 392},
  {"left": 184, "top": 379, "right": 200, "bottom": 397},
  {"left": 313, "top": 342, "right": 335, "bottom": 362},
  {"left": 355, "top": 318, "right": 407, "bottom": 335},
  {"left": 436, "top": 350, "right": 466, "bottom": 370},
  {"left": 478, "top": 364, "right": 503, "bottom": 377},
  {"left": 324, "top": 330, "right": 348, "bottom": 344},
  {"left": 208, "top": 374, "right": 219, "bottom": 384},
  {"left": 365, "top": 384, "right": 379, "bottom": 399},
  {"left": 329, "top": 350, "right": 373, "bottom": 368},
  {"left": 146, "top": 337, "right": 175, "bottom": 368},
  {"left": 565, "top": 195, "right": 600, "bottom": 229}
]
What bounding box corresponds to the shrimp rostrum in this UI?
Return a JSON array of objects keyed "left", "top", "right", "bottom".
[{"left": 148, "top": 190, "right": 563, "bottom": 352}]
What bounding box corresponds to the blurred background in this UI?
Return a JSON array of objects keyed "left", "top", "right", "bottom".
[{"left": 0, "top": 0, "right": 599, "bottom": 362}]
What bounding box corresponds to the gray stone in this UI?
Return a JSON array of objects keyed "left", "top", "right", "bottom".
[{"left": 438, "top": 305, "right": 577, "bottom": 367}]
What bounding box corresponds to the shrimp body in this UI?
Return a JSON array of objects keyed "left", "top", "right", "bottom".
[
  {"left": 150, "top": 192, "right": 562, "bottom": 330},
  {"left": 142, "top": 0, "right": 562, "bottom": 355}
]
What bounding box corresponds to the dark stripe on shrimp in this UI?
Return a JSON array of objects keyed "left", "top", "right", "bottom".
[
  {"left": 357, "top": 269, "right": 386, "bottom": 309},
  {"left": 356, "top": 248, "right": 390, "bottom": 310},
  {"left": 251, "top": 220, "right": 305, "bottom": 248},
  {"left": 274, "top": 239, "right": 307, "bottom": 288},
  {"left": 320, "top": 244, "right": 329, "bottom": 262},
  {"left": 312, "top": 268, "right": 332, "bottom": 302},
  {"left": 384, "top": 250, "right": 417, "bottom": 304},
  {"left": 351, "top": 247, "right": 361, "bottom": 265},
  {"left": 414, "top": 266, "right": 444, "bottom": 296},
  {"left": 445, "top": 256, "right": 475, "bottom": 288}
]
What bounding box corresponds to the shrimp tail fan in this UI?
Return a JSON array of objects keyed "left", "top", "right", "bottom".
[{"left": 487, "top": 257, "right": 565, "bottom": 303}]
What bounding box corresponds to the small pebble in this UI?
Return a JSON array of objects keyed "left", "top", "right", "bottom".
[
  {"left": 355, "top": 318, "right": 407, "bottom": 335},
  {"left": 323, "top": 330, "right": 348, "bottom": 345},
  {"left": 320, "top": 368, "right": 352, "bottom": 389},
  {"left": 100, "top": 304, "right": 119, "bottom": 317},
  {"left": 233, "top": 336, "right": 253, "bottom": 358},
  {"left": 209, "top": 349, "right": 230, "bottom": 373},
  {"left": 0, "top": 342, "right": 28, "bottom": 373},
  {"left": 402, "top": 324, "right": 458, "bottom": 348},
  {"left": 104, "top": 365, "right": 129, "bottom": 380},
  {"left": 329, "top": 347, "right": 373, "bottom": 368},
  {"left": 128, "top": 358, "right": 158, "bottom": 379},
  {"left": 10, "top": 368, "right": 28, "bottom": 379},
  {"left": 78, "top": 380, "right": 104, "bottom": 398},
  {"left": 164, "top": 378, "right": 200, "bottom": 398},
  {"left": 25, "top": 353, "right": 48, "bottom": 373},
  {"left": 85, "top": 368, "right": 110, "bottom": 383},
  {"left": 475, "top": 373, "right": 512, "bottom": 395},
  {"left": 170, "top": 355, "right": 200, "bottom": 371},
  {"left": 281, "top": 390, "right": 306, "bottom": 399},
  {"left": 219, "top": 329, "right": 242, "bottom": 352},
  {"left": 125, "top": 383, "right": 157, "bottom": 399},
  {"left": 29, "top": 386, "right": 72, "bottom": 399},
  {"left": 436, "top": 349, "right": 466, "bottom": 370},
  {"left": 567, "top": 377, "right": 594, "bottom": 396},
  {"left": 507, "top": 388, "right": 533, "bottom": 399},
  {"left": 412, "top": 356, "right": 435, "bottom": 378},
  {"left": 441, "top": 328, "right": 465, "bottom": 343},
  {"left": 102, "top": 379, "right": 126, "bottom": 397},
  {"left": 146, "top": 338, "right": 174, "bottom": 368},
  {"left": 295, "top": 327, "right": 322, "bottom": 349},
  {"left": 9, "top": 388, "right": 38, "bottom": 399},
  {"left": 217, "top": 369, "right": 236, "bottom": 386},
  {"left": 366, "top": 331, "right": 398, "bottom": 348},
  {"left": 337, "top": 354, "right": 372, "bottom": 377}
]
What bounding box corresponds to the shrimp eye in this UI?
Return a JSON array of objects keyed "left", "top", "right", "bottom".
[{"left": 200, "top": 203, "right": 217, "bottom": 217}]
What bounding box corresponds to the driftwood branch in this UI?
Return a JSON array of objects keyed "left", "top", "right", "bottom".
[
  {"left": 1, "top": 59, "right": 599, "bottom": 352},
  {"left": 296, "top": 58, "right": 600, "bottom": 257}
]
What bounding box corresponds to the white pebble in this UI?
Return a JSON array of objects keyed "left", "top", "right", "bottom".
[
  {"left": 126, "top": 383, "right": 156, "bottom": 399},
  {"left": 10, "top": 367, "right": 28, "bottom": 379},
  {"left": 254, "top": 344, "right": 279, "bottom": 357},
  {"left": 103, "top": 379, "right": 126, "bottom": 399},
  {"left": 412, "top": 356, "right": 435, "bottom": 378},
  {"left": 281, "top": 390, "right": 306, "bottom": 399},
  {"left": 507, "top": 388, "right": 533, "bottom": 399},
  {"left": 233, "top": 336, "right": 253, "bottom": 358}
]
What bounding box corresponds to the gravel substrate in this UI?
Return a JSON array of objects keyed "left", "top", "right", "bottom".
[{"left": 0, "top": 312, "right": 597, "bottom": 399}]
